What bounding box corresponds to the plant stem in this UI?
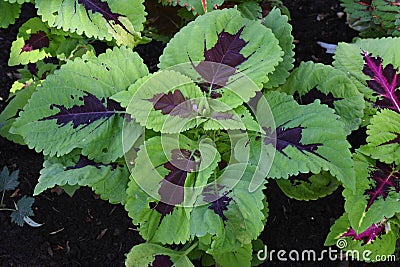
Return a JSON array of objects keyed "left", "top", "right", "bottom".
[
  {"left": 183, "top": 241, "right": 199, "bottom": 256},
  {"left": 0, "top": 208, "right": 15, "bottom": 212},
  {"left": 0, "top": 189, "right": 5, "bottom": 207}
]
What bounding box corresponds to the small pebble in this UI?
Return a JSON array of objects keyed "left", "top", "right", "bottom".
[{"left": 337, "top": 12, "right": 345, "bottom": 19}]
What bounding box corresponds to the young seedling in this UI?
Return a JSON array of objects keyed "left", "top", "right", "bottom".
[{"left": 0, "top": 166, "right": 41, "bottom": 227}]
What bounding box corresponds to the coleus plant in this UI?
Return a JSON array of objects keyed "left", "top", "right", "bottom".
[
  {"left": 0, "top": 0, "right": 148, "bottom": 47},
  {"left": 1, "top": 6, "right": 365, "bottom": 266},
  {"left": 324, "top": 37, "right": 400, "bottom": 261},
  {"left": 339, "top": 0, "right": 400, "bottom": 37},
  {"left": 2, "top": 2, "right": 397, "bottom": 266}
]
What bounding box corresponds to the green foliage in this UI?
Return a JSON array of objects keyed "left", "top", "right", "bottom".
[
  {"left": 8, "top": 17, "right": 83, "bottom": 66},
  {"left": 36, "top": 151, "right": 129, "bottom": 204},
  {"left": 260, "top": 91, "right": 355, "bottom": 190},
  {"left": 361, "top": 109, "right": 400, "bottom": 164},
  {"left": 158, "top": 8, "right": 284, "bottom": 97},
  {"left": 262, "top": 7, "right": 294, "bottom": 89},
  {"left": 278, "top": 61, "right": 365, "bottom": 133},
  {"left": 126, "top": 242, "right": 195, "bottom": 267},
  {"left": 237, "top": 1, "right": 262, "bottom": 20},
  {"left": 11, "top": 47, "right": 148, "bottom": 163},
  {"left": 0, "top": 1, "right": 21, "bottom": 28},
  {"left": 3, "top": 1, "right": 399, "bottom": 265},
  {"left": 325, "top": 214, "right": 399, "bottom": 262},
  {"left": 340, "top": 0, "right": 400, "bottom": 37},
  {"left": 343, "top": 151, "right": 400, "bottom": 233},
  {"left": 35, "top": 0, "right": 147, "bottom": 47},
  {"left": 276, "top": 171, "right": 340, "bottom": 201},
  {"left": 327, "top": 37, "right": 400, "bottom": 261}
]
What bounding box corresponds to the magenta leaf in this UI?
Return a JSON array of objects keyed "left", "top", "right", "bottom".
[
  {"left": 342, "top": 223, "right": 386, "bottom": 245},
  {"left": 77, "top": 0, "right": 129, "bottom": 32},
  {"left": 362, "top": 52, "right": 400, "bottom": 113},
  {"left": 365, "top": 161, "right": 400, "bottom": 210},
  {"left": 21, "top": 31, "right": 50, "bottom": 53},
  {"left": 147, "top": 90, "right": 194, "bottom": 118},
  {"left": 263, "top": 126, "right": 324, "bottom": 158},
  {"left": 295, "top": 88, "right": 343, "bottom": 109},
  {"left": 151, "top": 149, "right": 200, "bottom": 219},
  {"left": 40, "top": 91, "right": 123, "bottom": 128},
  {"left": 193, "top": 27, "right": 248, "bottom": 98},
  {"left": 151, "top": 255, "right": 173, "bottom": 267}
]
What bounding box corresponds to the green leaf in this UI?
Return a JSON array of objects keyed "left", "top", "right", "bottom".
[
  {"left": 258, "top": 91, "right": 355, "bottom": 190},
  {"left": 212, "top": 243, "right": 252, "bottom": 267},
  {"left": 325, "top": 214, "right": 398, "bottom": 262},
  {"left": 10, "top": 196, "right": 35, "bottom": 226},
  {"left": 278, "top": 61, "right": 365, "bottom": 134},
  {"left": 125, "top": 242, "right": 195, "bottom": 267},
  {"left": 0, "top": 166, "right": 19, "bottom": 192},
  {"left": 159, "top": 8, "right": 283, "bottom": 109},
  {"left": 11, "top": 47, "right": 148, "bottom": 163},
  {"left": 60, "top": 184, "right": 80, "bottom": 197},
  {"left": 361, "top": 109, "right": 400, "bottom": 164},
  {"left": 9, "top": 59, "right": 60, "bottom": 94},
  {"left": 0, "top": 84, "right": 36, "bottom": 145},
  {"left": 35, "top": 151, "right": 129, "bottom": 204},
  {"left": 8, "top": 17, "right": 82, "bottom": 66},
  {"left": 160, "top": 0, "right": 224, "bottom": 15},
  {"left": 333, "top": 37, "right": 400, "bottom": 101},
  {"left": 190, "top": 164, "right": 266, "bottom": 254},
  {"left": 126, "top": 70, "right": 204, "bottom": 134},
  {"left": 343, "top": 151, "right": 400, "bottom": 233},
  {"left": 125, "top": 135, "right": 220, "bottom": 244},
  {"left": 276, "top": 171, "right": 340, "bottom": 201},
  {"left": 35, "top": 0, "right": 147, "bottom": 47},
  {"left": 237, "top": 1, "right": 262, "bottom": 20},
  {"left": 262, "top": 7, "right": 295, "bottom": 89},
  {"left": 0, "top": 1, "right": 21, "bottom": 28}
]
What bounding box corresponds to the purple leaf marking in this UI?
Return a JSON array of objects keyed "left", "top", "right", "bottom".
[
  {"left": 295, "top": 88, "right": 343, "bottom": 109},
  {"left": 40, "top": 91, "right": 124, "bottom": 128},
  {"left": 151, "top": 149, "right": 200, "bottom": 218},
  {"left": 263, "top": 126, "right": 324, "bottom": 159},
  {"left": 151, "top": 255, "right": 173, "bottom": 267},
  {"left": 27, "top": 63, "right": 38, "bottom": 76},
  {"left": 65, "top": 155, "right": 118, "bottom": 170},
  {"left": 380, "top": 135, "right": 400, "bottom": 146},
  {"left": 341, "top": 223, "right": 386, "bottom": 245},
  {"left": 362, "top": 52, "right": 400, "bottom": 113},
  {"left": 147, "top": 90, "right": 194, "bottom": 118},
  {"left": 76, "top": 0, "right": 130, "bottom": 33},
  {"left": 211, "top": 112, "right": 235, "bottom": 120},
  {"left": 365, "top": 161, "right": 400, "bottom": 210},
  {"left": 21, "top": 31, "right": 49, "bottom": 53},
  {"left": 203, "top": 185, "right": 232, "bottom": 222},
  {"left": 192, "top": 27, "right": 248, "bottom": 98}
]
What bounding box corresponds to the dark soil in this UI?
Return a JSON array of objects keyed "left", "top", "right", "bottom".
[{"left": 0, "top": 1, "right": 397, "bottom": 267}]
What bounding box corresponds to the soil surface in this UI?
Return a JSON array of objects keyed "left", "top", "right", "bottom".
[{"left": 0, "top": 1, "right": 398, "bottom": 267}]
